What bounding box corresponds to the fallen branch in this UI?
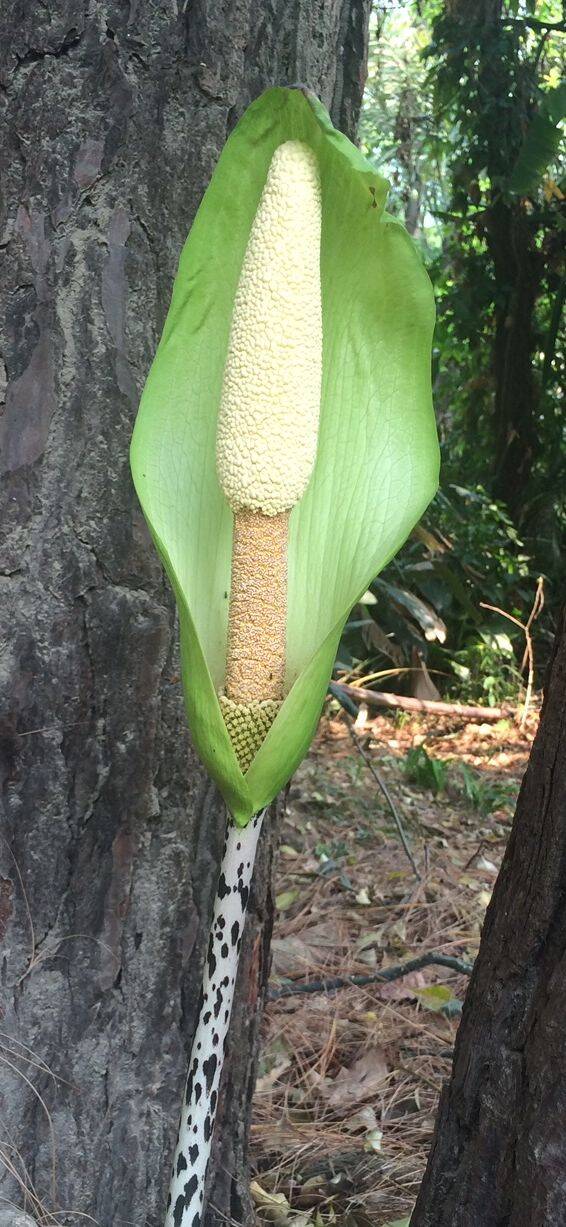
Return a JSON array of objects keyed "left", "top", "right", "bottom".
[
  {"left": 332, "top": 681, "right": 504, "bottom": 721},
  {"left": 268, "top": 952, "right": 474, "bottom": 1000}
]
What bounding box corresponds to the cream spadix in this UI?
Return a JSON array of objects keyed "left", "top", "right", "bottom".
[
  {"left": 216, "top": 139, "right": 322, "bottom": 517},
  {"left": 217, "top": 140, "right": 322, "bottom": 766}
]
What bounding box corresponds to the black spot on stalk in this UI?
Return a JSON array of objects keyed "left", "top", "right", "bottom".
[
  {"left": 189, "top": 1144, "right": 199, "bottom": 1164},
  {"left": 184, "top": 1174, "right": 198, "bottom": 1205},
  {"left": 173, "top": 1195, "right": 185, "bottom": 1227},
  {"left": 177, "top": 1153, "right": 188, "bottom": 1177},
  {"left": 203, "top": 1053, "right": 218, "bottom": 1093},
  {"left": 221, "top": 942, "right": 229, "bottom": 958},
  {"left": 218, "top": 874, "right": 230, "bottom": 899},
  {"left": 204, "top": 1112, "right": 212, "bottom": 1142},
  {"left": 231, "top": 921, "right": 240, "bottom": 946},
  {"left": 194, "top": 1081, "right": 202, "bottom": 1103}
]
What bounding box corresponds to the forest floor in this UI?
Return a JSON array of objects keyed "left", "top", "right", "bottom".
[{"left": 249, "top": 703, "right": 537, "bottom": 1227}]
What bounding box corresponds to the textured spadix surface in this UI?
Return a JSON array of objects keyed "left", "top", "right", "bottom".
[
  {"left": 216, "top": 139, "right": 322, "bottom": 516},
  {"left": 130, "top": 87, "right": 439, "bottom": 826}
]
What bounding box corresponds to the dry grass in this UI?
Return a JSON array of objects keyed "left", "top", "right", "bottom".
[{"left": 250, "top": 706, "right": 536, "bottom": 1226}]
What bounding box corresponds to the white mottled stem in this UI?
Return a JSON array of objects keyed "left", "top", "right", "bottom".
[{"left": 165, "top": 808, "right": 266, "bottom": 1227}]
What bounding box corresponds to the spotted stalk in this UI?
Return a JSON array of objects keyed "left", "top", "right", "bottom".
[{"left": 166, "top": 809, "right": 265, "bottom": 1227}]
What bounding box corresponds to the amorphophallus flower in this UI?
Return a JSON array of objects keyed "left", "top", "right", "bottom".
[
  {"left": 131, "top": 85, "right": 438, "bottom": 827},
  {"left": 130, "top": 86, "right": 438, "bottom": 1227}
]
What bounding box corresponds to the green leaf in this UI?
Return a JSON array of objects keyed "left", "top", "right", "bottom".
[
  {"left": 414, "top": 984, "right": 454, "bottom": 1012},
  {"left": 131, "top": 87, "right": 438, "bottom": 825},
  {"left": 402, "top": 746, "right": 448, "bottom": 795},
  {"left": 508, "top": 83, "right": 566, "bottom": 195},
  {"left": 275, "top": 889, "right": 299, "bottom": 911}
]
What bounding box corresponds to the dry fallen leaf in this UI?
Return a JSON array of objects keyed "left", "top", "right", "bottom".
[
  {"left": 343, "top": 1105, "right": 379, "bottom": 1133},
  {"left": 377, "top": 969, "right": 427, "bottom": 1002},
  {"left": 251, "top": 1181, "right": 292, "bottom": 1223},
  {"left": 255, "top": 1057, "right": 292, "bottom": 1096},
  {"left": 308, "top": 1048, "right": 390, "bottom": 1110},
  {"left": 271, "top": 922, "right": 345, "bottom": 977}
]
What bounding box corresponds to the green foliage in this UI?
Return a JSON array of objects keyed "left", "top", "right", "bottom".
[
  {"left": 399, "top": 747, "right": 517, "bottom": 815},
  {"left": 450, "top": 632, "right": 522, "bottom": 707},
  {"left": 339, "top": 484, "right": 539, "bottom": 702},
  {"left": 402, "top": 746, "right": 449, "bottom": 794},
  {"left": 422, "top": 1, "right": 565, "bottom": 539},
  {"left": 508, "top": 82, "right": 566, "bottom": 195},
  {"left": 456, "top": 763, "right": 517, "bottom": 816},
  {"left": 351, "top": 0, "right": 565, "bottom": 700},
  {"left": 414, "top": 983, "right": 462, "bottom": 1013}
]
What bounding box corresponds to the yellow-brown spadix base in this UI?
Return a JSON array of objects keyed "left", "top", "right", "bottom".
[{"left": 216, "top": 139, "right": 322, "bottom": 771}]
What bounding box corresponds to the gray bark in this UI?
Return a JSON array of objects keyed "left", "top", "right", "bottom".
[{"left": 0, "top": 2, "right": 370, "bottom": 1225}]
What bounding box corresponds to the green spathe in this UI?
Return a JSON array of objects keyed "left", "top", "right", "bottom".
[{"left": 130, "top": 87, "right": 439, "bottom": 826}]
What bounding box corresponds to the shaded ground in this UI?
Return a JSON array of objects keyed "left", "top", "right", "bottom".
[{"left": 250, "top": 705, "right": 537, "bottom": 1227}]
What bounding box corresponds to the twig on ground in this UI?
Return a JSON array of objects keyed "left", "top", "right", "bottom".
[
  {"left": 331, "top": 681, "right": 504, "bottom": 721},
  {"left": 268, "top": 952, "right": 474, "bottom": 1000},
  {"left": 346, "top": 717, "right": 421, "bottom": 882}
]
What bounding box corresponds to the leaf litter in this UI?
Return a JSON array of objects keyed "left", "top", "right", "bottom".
[{"left": 250, "top": 704, "right": 537, "bottom": 1226}]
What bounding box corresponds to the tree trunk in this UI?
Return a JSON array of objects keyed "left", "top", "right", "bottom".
[
  {"left": 444, "top": 0, "right": 543, "bottom": 519},
  {"left": 411, "top": 605, "right": 566, "bottom": 1227},
  {"left": 0, "top": 4, "right": 370, "bottom": 1225},
  {"left": 487, "top": 198, "right": 542, "bottom": 516}
]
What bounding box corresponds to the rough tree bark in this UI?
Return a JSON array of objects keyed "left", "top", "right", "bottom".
[
  {"left": 412, "top": 605, "right": 566, "bottom": 1227},
  {"left": 0, "top": 4, "right": 370, "bottom": 1225}
]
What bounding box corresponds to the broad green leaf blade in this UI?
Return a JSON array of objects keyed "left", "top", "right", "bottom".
[
  {"left": 131, "top": 87, "right": 439, "bottom": 825},
  {"left": 508, "top": 83, "right": 566, "bottom": 195}
]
